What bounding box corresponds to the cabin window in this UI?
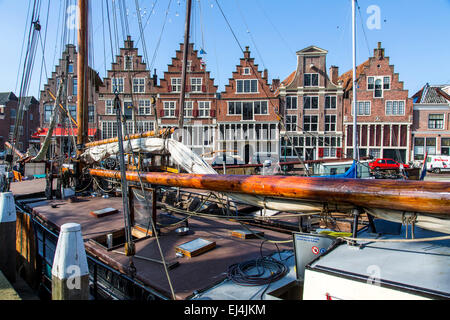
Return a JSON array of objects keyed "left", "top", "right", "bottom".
[
  {"left": 304, "top": 73, "right": 318, "bottom": 86},
  {"left": 428, "top": 114, "right": 444, "bottom": 129},
  {"left": 303, "top": 96, "right": 319, "bottom": 109},
  {"left": 286, "top": 96, "right": 297, "bottom": 110},
  {"left": 303, "top": 115, "right": 318, "bottom": 132},
  {"left": 325, "top": 96, "right": 336, "bottom": 109}
]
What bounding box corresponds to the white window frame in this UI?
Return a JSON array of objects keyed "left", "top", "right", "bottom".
[
  {"left": 325, "top": 96, "right": 337, "bottom": 109},
  {"left": 187, "top": 60, "right": 192, "bottom": 72},
  {"left": 242, "top": 67, "right": 251, "bottom": 75},
  {"left": 138, "top": 99, "right": 152, "bottom": 115},
  {"left": 428, "top": 114, "right": 444, "bottom": 130},
  {"left": 385, "top": 100, "right": 405, "bottom": 116},
  {"left": 303, "top": 115, "right": 319, "bottom": 132},
  {"left": 367, "top": 75, "right": 390, "bottom": 98},
  {"left": 184, "top": 101, "right": 193, "bottom": 117},
  {"left": 190, "top": 77, "right": 203, "bottom": 93},
  {"left": 352, "top": 101, "right": 371, "bottom": 116},
  {"left": 303, "top": 96, "right": 319, "bottom": 110},
  {"left": 236, "top": 79, "right": 258, "bottom": 94},
  {"left": 171, "top": 78, "right": 181, "bottom": 93},
  {"left": 105, "top": 100, "right": 114, "bottom": 115},
  {"left": 325, "top": 115, "right": 336, "bottom": 132},
  {"left": 133, "top": 78, "right": 145, "bottom": 93},
  {"left": 163, "top": 101, "right": 176, "bottom": 118},
  {"left": 304, "top": 73, "right": 319, "bottom": 87},
  {"left": 124, "top": 55, "right": 133, "bottom": 71},
  {"left": 198, "top": 101, "right": 211, "bottom": 118},
  {"left": 227, "top": 101, "right": 242, "bottom": 115},
  {"left": 112, "top": 77, "right": 124, "bottom": 93},
  {"left": 286, "top": 96, "right": 297, "bottom": 110},
  {"left": 286, "top": 115, "right": 297, "bottom": 132}
]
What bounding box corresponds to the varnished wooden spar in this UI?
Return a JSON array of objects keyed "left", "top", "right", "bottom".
[
  {"left": 85, "top": 128, "right": 176, "bottom": 148},
  {"left": 89, "top": 169, "right": 450, "bottom": 216}
]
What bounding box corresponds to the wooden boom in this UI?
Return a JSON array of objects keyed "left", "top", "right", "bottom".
[{"left": 88, "top": 169, "right": 450, "bottom": 216}]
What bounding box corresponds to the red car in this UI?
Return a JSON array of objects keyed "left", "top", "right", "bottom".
[{"left": 369, "top": 158, "right": 409, "bottom": 171}]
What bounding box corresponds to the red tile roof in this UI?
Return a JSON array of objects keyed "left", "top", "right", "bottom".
[{"left": 337, "top": 59, "right": 370, "bottom": 91}]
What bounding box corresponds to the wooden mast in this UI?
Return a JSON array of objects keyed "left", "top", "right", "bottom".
[
  {"left": 178, "top": 0, "right": 192, "bottom": 142},
  {"left": 76, "top": 0, "right": 89, "bottom": 157}
]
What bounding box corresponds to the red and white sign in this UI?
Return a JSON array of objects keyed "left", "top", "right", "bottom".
[{"left": 311, "top": 246, "right": 320, "bottom": 255}]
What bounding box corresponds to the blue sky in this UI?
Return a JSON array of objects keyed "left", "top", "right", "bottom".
[{"left": 0, "top": 0, "right": 449, "bottom": 99}]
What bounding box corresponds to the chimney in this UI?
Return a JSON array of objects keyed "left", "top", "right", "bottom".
[
  {"left": 374, "top": 41, "right": 384, "bottom": 59},
  {"left": 271, "top": 79, "right": 280, "bottom": 91},
  {"left": 125, "top": 35, "right": 133, "bottom": 49},
  {"left": 263, "top": 69, "right": 268, "bottom": 80},
  {"left": 329, "top": 65, "right": 339, "bottom": 85},
  {"left": 244, "top": 46, "right": 250, "bottom": 59},
  {"left": 152, "top": 69, "right": 158, "bottom": 86}
]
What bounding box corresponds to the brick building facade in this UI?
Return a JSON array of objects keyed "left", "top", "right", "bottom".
[
  {"left": 38, "top": 44, "right": 102, "bottom": 154},
  {"left": 339, "top": 42, "right": 413, "bottom": 163},
  {"left": 156, "top": 43, "right": 218, "bottom": 157},
  {"left": 97, "top": 36, "right": 157, "bottom": 140},
  {"left": 411, "top": 83, "right": 450, "bottom": 161},
  {"left": 278, "top": 46, "right": 344, "bottom": 161},
  {"left": 217, "top": 46, "right": 280, "bottom": 164},
  {"left": 0, "top": 92, "right": 39, "bottom": 152}
]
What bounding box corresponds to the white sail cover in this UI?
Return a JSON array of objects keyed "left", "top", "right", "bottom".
[{"left": 81, "top": 137, "right": 334, "bottom": 213}]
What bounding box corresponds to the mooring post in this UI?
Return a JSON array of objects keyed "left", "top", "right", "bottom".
[
  {"left": 51, "top": 223, "right": 89, "bottom": 300},
  {"left": 0, "top": 192, "right": 16, "bottom": 283}
]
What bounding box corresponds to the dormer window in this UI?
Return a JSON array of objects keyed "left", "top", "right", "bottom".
[{"left": 304, "top": 73, "right": 318, "bottom": 87}]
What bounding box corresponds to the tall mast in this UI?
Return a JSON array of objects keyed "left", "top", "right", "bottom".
[
  {"left": 352, "top": 0, "right": 359, "bottom": 165},
  {"left": 76, "top": 0, "right": 89, "bottom": 156},
  {"left": 178, "top": 0, "right": 192, "bottom": 142}
]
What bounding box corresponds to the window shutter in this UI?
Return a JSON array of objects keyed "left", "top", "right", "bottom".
[
  {"left": 160, "top": 109, "right": 165, "bottom": 117},
  {"left": 318, "top": 148, "right": 324, "bottom": 158},
  {"left": 210, "top": 109, "right": 216, "bottom": 117},
  {"left": 168, "top": 86, "right": 172, "bottom": 92},
  {"left": 192, "top": 109, "right": 199, "bottom": 117},
  {"left": 336, "top": 148, "right": 342, "bottom": 158},
  {"left": 175, "top": 110, "right": 179, "bottom": 117},
  {"left": 202, "top": 85, "right": 206, "bottom": 92}
]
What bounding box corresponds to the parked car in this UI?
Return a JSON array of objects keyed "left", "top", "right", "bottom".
[
  {"left": 211, "top": 155, "right": 245, "bottom": 166},
  {"left": 428, "top": 160, "right": 450, "bottom": 174},
  {"left": 369, "top": 158, "right": 410, "bottom": 171}
]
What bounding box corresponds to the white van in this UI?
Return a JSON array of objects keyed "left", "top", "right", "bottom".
[{"left": 426, "top": 155, "right": 450, "bottom": 173}]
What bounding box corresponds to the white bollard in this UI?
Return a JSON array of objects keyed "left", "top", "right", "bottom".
[
  {"left": 0, "top": 192, "right": 16, "bottom": 283},
  {"left": 51, "top": 223, "right": 89, "bottom": 300}
]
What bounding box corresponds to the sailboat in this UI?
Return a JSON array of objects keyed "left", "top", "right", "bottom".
[{"left": 3, "top": 0, "right": 450, "bottom": 301}]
